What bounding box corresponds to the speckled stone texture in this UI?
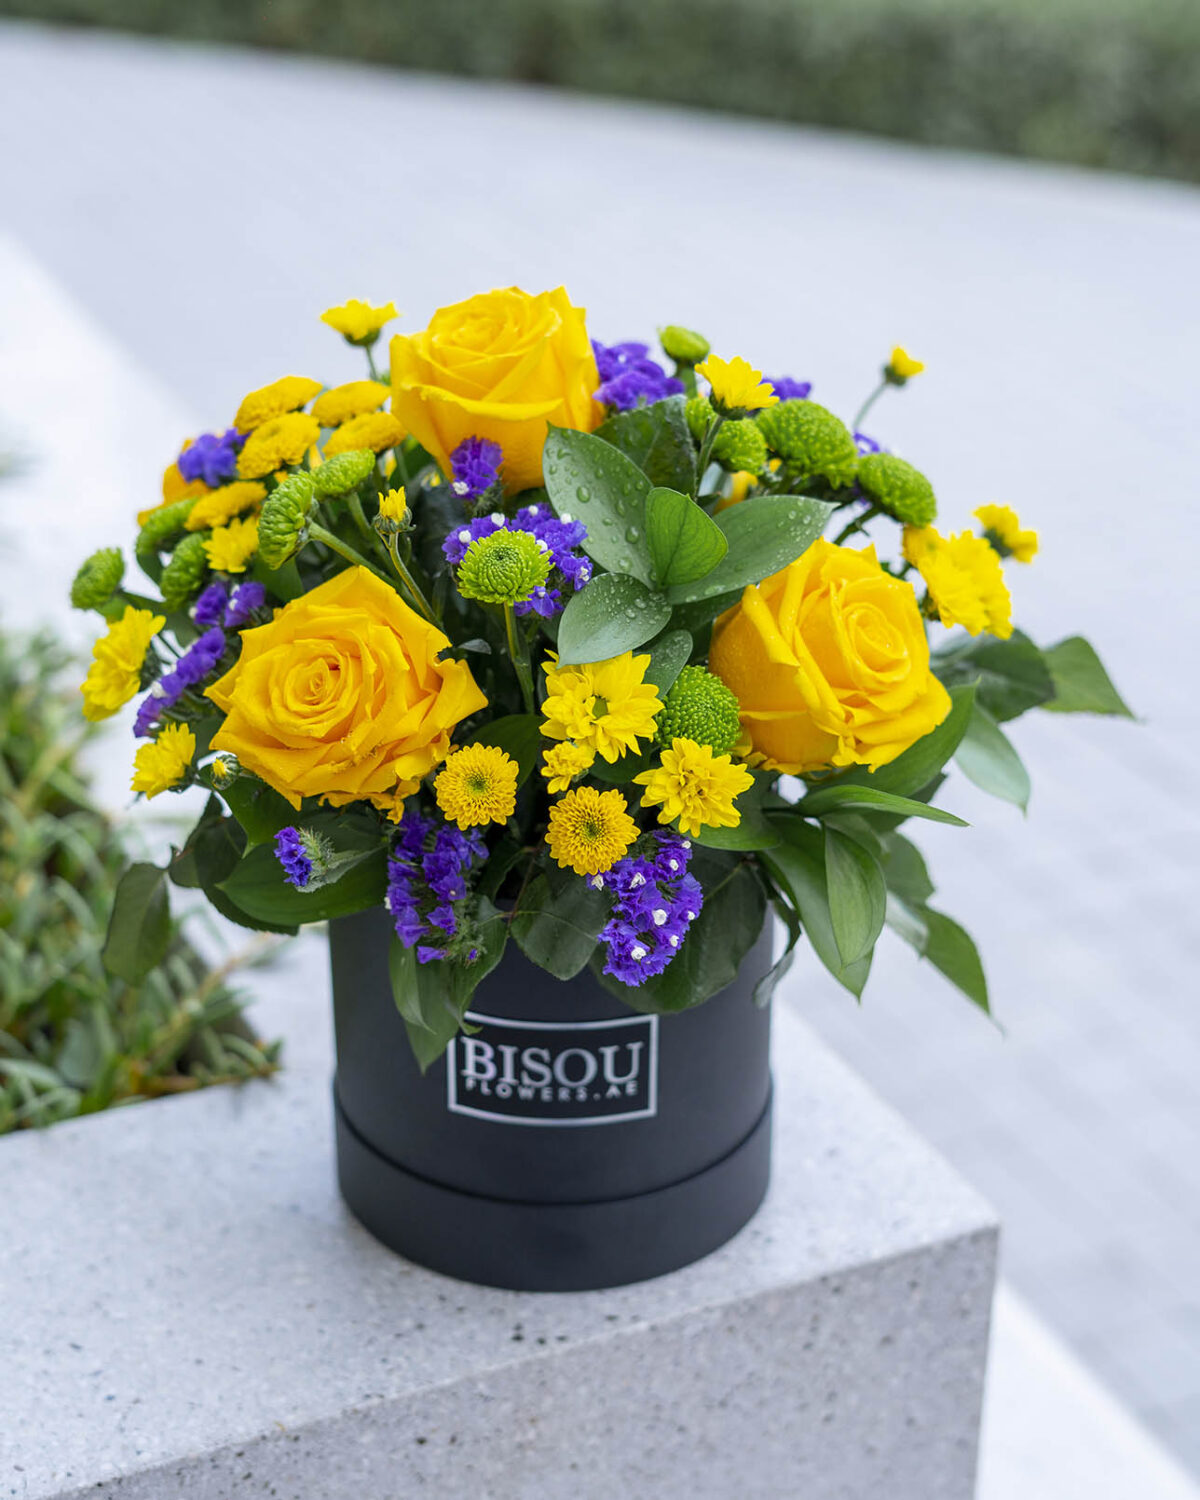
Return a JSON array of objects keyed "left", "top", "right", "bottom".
[{"left": 2, "top": 965, "right": 996, "bottom": 1500}]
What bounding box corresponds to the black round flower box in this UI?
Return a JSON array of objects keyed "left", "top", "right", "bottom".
[{"left": 330, "top": 906, "right": 774, "bottom": 1291}]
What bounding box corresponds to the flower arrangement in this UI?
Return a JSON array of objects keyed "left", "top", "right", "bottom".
[{"left": 72, "top": 287, "right": 1130, "bottom": 1068}]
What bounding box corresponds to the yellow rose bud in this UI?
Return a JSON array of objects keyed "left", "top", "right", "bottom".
[
  {"left": 206, "top": 566, "right": 487, "bottom": 809},
  {"left": 389, "top": 286, "right": 601, "bottom": 494},
  {"left": 708, "top": 539, "right": 950, "bottom": 773}
]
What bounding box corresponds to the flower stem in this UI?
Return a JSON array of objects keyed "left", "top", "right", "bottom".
[
  {"left": 307, "top": 522, "right": 392, "bottom": 584},
  {"left": 694, "top": 414, "right": 726, "bottom": 496},
  {"left": 384, "top": 534, "right": 439, "bottom": 624},
  {"left": 833, "top": 503, "right": 880, "bottom": 546},
  {"left": 504, "top": 604, "right": 535, "bottom": 714},
  {"left": 853, "top": 379, "right": 888, "bottom": 431}
]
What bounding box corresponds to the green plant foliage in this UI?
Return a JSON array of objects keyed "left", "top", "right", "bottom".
[
  {"left": 954, "top": 703, "right": 1030, "bottom": 811},
  {"left": 543, "top": 426, "right": 654, "bottom": 583},
  {"left": 0, "top": 629, "right": 279, "bottom": 1135},
  {"left": 511, "top": 873, "right": 610, "bottom": 979},
  {"left": 645, "top": 486, "right": 728, "bottom": 587},
  {"left": 555, "top": 572, "right": 671, "bottom": 664},
  {"left": 932, "top": 630, "right": 1055, "bottom": 721},
  {"left": 667, "top": 496, "right": 834, "bottom": 603},
  {"left": 596, "top": 397, "right": 697, "bottom": 494},
  {"left": 1041, "top": 636, "right": 1134, "bottom": 716},
  {"left": 762, "top": 817, "right": 871, "bottom": 998},
  {"left": 465, "top": 713, "right": 543, "bottom": 785},
  {"left": 388, "top": 901, "right": 508, "bottom": 1072}
]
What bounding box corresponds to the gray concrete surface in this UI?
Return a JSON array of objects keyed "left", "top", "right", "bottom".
[
  {"left": 1, "top": 17, "right": 1198, "bottom": 1474},
  {"left": 0, "top": 971, "right": 997, "bottom": 1500}
]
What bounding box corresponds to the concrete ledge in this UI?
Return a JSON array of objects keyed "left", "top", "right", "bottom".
[{"left": 2, "top": 979, "right": 997, "bottom": 1500}]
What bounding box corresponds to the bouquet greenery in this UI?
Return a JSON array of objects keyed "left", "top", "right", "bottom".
[{"left": 71, "top": 287, "right": 1129, "bottom": 1067}]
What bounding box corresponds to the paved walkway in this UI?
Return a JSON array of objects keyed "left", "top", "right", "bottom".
[{"left": 1, "top": 19, "right": 1198, "bottom": 1474}]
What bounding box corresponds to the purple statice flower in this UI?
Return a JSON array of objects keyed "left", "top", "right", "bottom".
[
  {"left": 767, "top": 377, "right": 812, "bottom": 402},
  {"left": 853, "top": 431, "right": 887, "bottom": 455},
  {"left": 592, "top": 340, "right": 684, "bottom": 411},
  {"left": 274, "top": 827, "right": 312, "bottom": 889},
  {"left": 450, "top": 436, "right": 504, "bottom": 502},
  {"left": 132, "top": 627, "right": 226, "bottom": 737},
  {"left": 386, "top": 811, "right": 487, "bottom": 964},
  {"left": 442, "top": 503, "right": 592, "bottom": 618},
  {"left": 194, "top": 581, "right": 230, "bottom": 628},
  {"left": 178, "top": 429, "right": 244, "bottom": 488},
  {"left": 224, "top": 581, "right": 266, "bottom": 628},
  {"left": 596, "top": 832, "right": 703, "bottom": 987}
]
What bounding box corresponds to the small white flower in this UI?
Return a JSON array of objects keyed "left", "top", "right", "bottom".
[
  {"left": 457, "top": 529, "right": 472, "bottom": 544},
  {"left": 652, "top": 909, "right": 668, "bottom": 926},
  {"left": 560, "top": 511, "right": 573, "bottom": 523},
  {"left": 686, "top": 908, "right": 697, "bottom": 921},
  {"left": 589, "top": 874, "right": 604, "bottom": 889},
  {"left": 668, "top": 934, "right": 680, "bottom": 948},
  {"left": 630, "top": 872, "right": 646, "bottom": 889},
  {"left": 490, "top": 512, "right": 506, "bottom": 525},
  {"left": 681, "top": 839, "right": 692, "bottom": 849},
  {"left": 452, "top": 480, "right": 469, "bottom": 496},
  {"left": 631, "top": 945, "right": 647, "bottom": 962},
  {"left": 526, "top": 504, "right": 540, "bottom": 517},
  {"left": 535, "top": 538, "right": 550, "bottom": 552},
  {"left": 667, "top": 858, "right": 680, "bottom": 873}
]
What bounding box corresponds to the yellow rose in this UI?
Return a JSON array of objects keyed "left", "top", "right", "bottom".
[
  {"left": 206, "top": 566, "right": 486, "bottom": 810},
  {"left": 389, "top": 286, "right": 601, "bottom": 493},
  {"left": 708, "top": 539, "right": 950, "bottom": 773}
]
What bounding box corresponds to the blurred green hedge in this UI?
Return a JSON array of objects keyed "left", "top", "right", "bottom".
[{"left": 6, "top": 0, "right": 1200, "bottom": 180}]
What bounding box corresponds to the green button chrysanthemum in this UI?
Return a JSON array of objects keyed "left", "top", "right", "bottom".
[
  {"left": 159, "top": 532, "right": 210, "bottom": 611},
  {"left": 856, "top": 453, "right": 937, "bottom": 528},
  {"left": 712, "top": 418, "right": 768, "bottom": 475},
  {"left": 657, "top": 665, "right": 743, "bottom": 756},
  {"left": 756, "top": 400, "right": 858, "bottom": 487},
  {"left": 312, "top": 448, "right": 376, "bottom": 499},
  {"left": 70, "top": 547, "right": 125, "bottom": 612},
  {"left": 685, "top": 394, "right": 715, "bottom": 442},
  {"left": 257, "top": 473, "right": 316, "bottom": 569},
  {"left": 457, "top": 528, "right": 551, "bottom": 606},
  {"left": 136, "top": 497, "right": 199, "bottom": 562}
]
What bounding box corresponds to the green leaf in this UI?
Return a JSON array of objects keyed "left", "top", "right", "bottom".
[
  {"left": 465, "top": 714, "right": 542, "bottom": 786},
  {"left": 596, "top": 396, "right": 697, "bottom": 494},
  {"left": 752, "top": 939, "right": 797, "bottom": 1009},
  {"left": 644, "top": 486, "right": 728, "bottom": 588},
  {"left": 922, "top": 908, "right": 991, "bottom": 1013},
  {"left": 669, "top": 587, "right": 745, "bottom": 639},
  {"left": 101, "top": 863, "right": 171, "bottom": 984},
  {"left": 761, "top": 819, "right": 871, "bottom": 998},
  {"left": 220, "top": 844, "right": 386, "bottom": 925},
  {"left": 597, "top": 859, "right": 766, "bottom": 1013},
  {"left": 884, "top": 893, "right": 929, "bottom": 954},
  {"left": 644, "top": 627, "right": 693, "bottom": 698},
  {"left": 169, "top": 795, "right": 245, "bottom": 889},
  {"left": 693, "top": 803, "right": 781, "bottom": 850},
  {"left": 218, "top": 777, "right": 298, "bottom": 850},
  {"left": 1041, "top": 636, "right": 1134, "bottom": 717},
  {"left": 955, "top": 704, "right": 1030, "bottom": 811},
  {"left": 880, "top": 833, "right": 935, "bottom": 906},
  {"left": 391, "top": 903, "right": 508, "bottom": 1071},
  {"left": 932, "top": 630, "right": 1055, "bottom": 722},
  {"left": 824, "top": 825, "right": 887, "bottom": 966},
  {"left": 201, "top": 880, "right": 298, "bottom": 936},
  {"left": 511, "top": 873, "right": 609, "bottom": 980},
  {"left": 556, "top": 573, "right": 671, "bottom": 665},
  {"left": 543, "top": 426, "right": 654, "bottom": 583},
  {"left": 823, "top": 683, "right": 976, "bottom": 800},
  {"left": 797, "top": 783, "right": 967, "bottom": 827},
  {"left": 666, "top": 496, "right": 834, "bottom": 603}
]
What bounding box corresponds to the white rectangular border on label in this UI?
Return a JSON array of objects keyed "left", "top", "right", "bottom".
[{"left": 446, "top": 1012, "right": 660, "bottom": 1127}]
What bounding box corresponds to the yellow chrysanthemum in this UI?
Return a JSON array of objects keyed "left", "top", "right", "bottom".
[
  {"left": 320, "top": 299, "right": 399, "bottom": 346},
  {"left": 695, "top": 355, "right": 778, "bottom": 413},
  {"left": 974, "top": 504, "right": 1038, "bottom": 564},
  {"left": 233, "top": 376, "right": 323, "bottom": 433},
  {"left": 634, "top": 737, "right": 755, "bottom": 838},
  {"left": 311, "top": 380, "right": 390, "bottom": 428},
  {"left": 378, "top": 487, "right": 408, "bottom": 523},
  {"left": 541, "top": 741, "right": 596, "bottom": 793},
  {"left": 80, "top": 605, "right": 165, "bottom": 722},
  {"left": 237, "top": 413, "right": 321, "bottom": 479},
  {"left": 204, "top": 516, "right": 259, "bottom": 574},
  {"left": 903, "top": 526, "right": 1012, "bottom": 639},
  {"left": 184, "top": 480, "right": 267, "bottom": 531},
  {"left": 888, "top": 346, "right": 925, "bottom": 379},
  {"left": 541, "top": 651, "right": 662, "bottom": 763},
  {"left": 324, "top": 411, "right": 405, "bottom": 457},
  {"left": 434, "top": 744, "right": 519, "bottom": 829},
  {"left": 546, "top": 786, "right": 638, "bottom": 876},
  {"left": 131, "top": 722, "right": 196, "bottom": 799}
]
